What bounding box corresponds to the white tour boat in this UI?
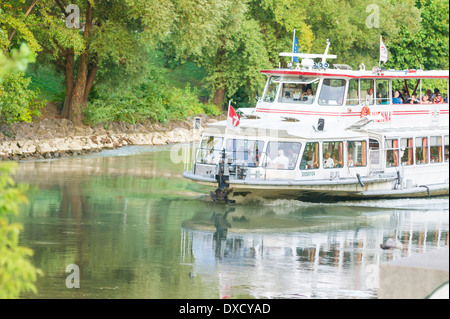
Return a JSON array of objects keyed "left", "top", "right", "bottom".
[{"left": 183, "top": 42, "right": 449, "bottom": 202}]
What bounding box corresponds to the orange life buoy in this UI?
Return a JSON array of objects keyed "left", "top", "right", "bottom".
[{"left": 360, "top": 105, "right": 371, "bottom": 118}]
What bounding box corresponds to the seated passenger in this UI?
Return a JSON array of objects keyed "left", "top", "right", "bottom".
[
  {"left": 433, "top": 93, "right": 444, "bottom": 104},
  {"left": 287, "top": 148, "right": 299, "bottom": 169},
  {"left": 347, "top": 154, "right": 354, "bottom": 167},
  {"left": 366, "top": 88, "right": 374, "bottom": 104},
  {"left": 421, "top": 95, "right": 432, "bottom": 104},
  {"left": 392, "top": 91, "right": 402, "bottom": 104},
  {"left": 408, "top": 94, "right": 419, "bottom": 104},
  {"left": 401, "top": 89, "right": 410, "bottom": 103},
  {"left": 377, "top": 92, "right": 388, "bottom": 104},
  {"left": 432, "top": 88, "right": 440, "bottom": 100},
  {"left": 269, "top": 149, "right": 289, "bottom": 169},
  {"left": 323, "top": 152, "right": 335, "bottom": 168},
  {"left": 302, "top": 88, "right": 314, "bottom": 102}
]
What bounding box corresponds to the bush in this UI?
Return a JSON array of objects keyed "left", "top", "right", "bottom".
[
  {"left": 0, "top": 72, "right": 44, "bottom": 125},
  {"left": 84, "top": 77, "right": 223, "bottom": 126},
  {"left": 0, "top": 163, "right": 42, "bottom": 298}
]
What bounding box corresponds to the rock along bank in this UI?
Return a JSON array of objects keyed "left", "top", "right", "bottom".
[{"left": 0, "top": 115, "right": 224, "bottom": 161}]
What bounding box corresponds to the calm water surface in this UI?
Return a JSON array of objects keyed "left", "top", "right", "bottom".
[{"left": 12, "top": 145, "right": 449, "bottom": 299}]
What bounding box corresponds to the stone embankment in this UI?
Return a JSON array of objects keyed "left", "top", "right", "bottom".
[{"left": 0, "top": 115, "right": 224, "bottom": 160}]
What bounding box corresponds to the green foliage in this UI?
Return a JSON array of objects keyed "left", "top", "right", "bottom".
[
  {"left": 0, "top": 162, "right": 42, "bottom": 299},
  {"left": 25, "top": 63, "right": 65, "bottom": 102},
  {"left": 0, "top": 71, "right": 44, "bottom": 125},
  {"left": 84, "top": 68, "right": 221, "bottom": 126},
  {"left": 386, "top": 0, "right": 449, "bottom": 70},
  {"left": 0, "top": 1, "right": 41, "bottom": 54},
  {"left": 0, "top": 42, "right": 36, "bottom": 77}
]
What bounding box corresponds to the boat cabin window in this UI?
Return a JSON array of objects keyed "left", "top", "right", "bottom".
[
  {"left": 430, "top": 136, "right": 443, "bottom": 163},
  {"left": 319, "top": 79, "right": 346, "bottom": 106},
  {"left": 197, "top": 136, "right": 223, "bottom": 164},
  {"left": 300, "top": 142, "right": 320, "bottom": 170},
  {"left": 277, "top": 78, "right": 319, "bottom": 104},
  {"left": 385, "top": 139, "right": 399, "bottom": 167},
  {"left": 369, "top": 138, "right": 380, "bottom": 166},
  {"left": 415, "top": 137, "right": 429, "bottom": 165},
  {"left": 347, "top": 79, "right": 359, "bottom": 106},
  {"left": 360, "top": 79, "right": 375, "bottom": 105},
  {"left": 263, "top": 76, "right": 280, "bottom": 103},
  {"left": 225, "top": 139, "right": 264, "bottom": 167},
  {"left": 265, "top": 142, "right": 302, "bottom": 170},
  {"left": 376, "top": 80, "right": 389, "bottom": 105},
  {"left": 347, "top": 141, "right": 367, "bottom": 167},
  {"left": 445, "top": 136, "right": 449, "bottom": 162},
  {"left": 400, "top": 138, "right": 414, "bottom": 166},
  {"left": 323, "top": 141, "right": 343, "bottom": 168}
]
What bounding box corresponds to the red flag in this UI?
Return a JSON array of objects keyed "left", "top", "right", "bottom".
[{"left": 227, "top": 102, "right": 240, "bottom": 131}]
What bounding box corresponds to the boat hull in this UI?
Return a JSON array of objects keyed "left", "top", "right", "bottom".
[{"left": 182, "top": 172, "right": 449, "bottom": 202}]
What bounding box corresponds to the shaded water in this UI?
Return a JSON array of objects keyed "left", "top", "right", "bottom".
[{"left": 12, "top": 145, "right": 449, "bottom": 299}]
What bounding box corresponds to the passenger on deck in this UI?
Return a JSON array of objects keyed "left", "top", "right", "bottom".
[
  {"left": 408, "top": 93, "right": 419, "bottom": 104},
  {"left": 421, "top": 95, "right": 432, "bottom": 104},
  {"left": 433, "top": 93, "right": 444, "bottom": 104},
  {"left": 432, "top": 88, "right": 440, "bottom": 100},
  {"left": 323, "top": 152, "right": 335, "bottom": 168},
  {"left": 392, "top": 91, "right": 403, "bottom": 104},
  {"left": 401, "top": 89, "right": 410, "bottom": 103},
  {"left": 269, "top": 149, "right": 289, "bottom": 169},
  {"left": 365, "top": 88, "right": 374, "bottom": 104},
  {"left": 301, "top": 88, "right": 314, "bottom": 103},
  {"left": 347, "top": 154, "right": 354, "bottom": 167}
]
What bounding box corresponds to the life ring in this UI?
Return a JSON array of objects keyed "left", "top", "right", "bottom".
[{"left": 360, "top": 105, "right": 371, "bottom": 118}]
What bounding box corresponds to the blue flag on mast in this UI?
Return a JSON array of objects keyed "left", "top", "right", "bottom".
[{"left": 292, "top": 30, "right": 299, "bottom": 63}]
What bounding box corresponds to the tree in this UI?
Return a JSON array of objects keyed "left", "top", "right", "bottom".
[
  {"left": 20, "top": 0, "right": 174, "bottom": 125},
  {"left": 386, "top": 0, "right": 449, "bottom": 70},
  {"left": 0, "top": 45, "right": 42, "bottom": 298}
]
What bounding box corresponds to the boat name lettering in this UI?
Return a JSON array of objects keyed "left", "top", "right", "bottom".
[{"left": 373, "top": 111, "right": 392, "bottom": 123}]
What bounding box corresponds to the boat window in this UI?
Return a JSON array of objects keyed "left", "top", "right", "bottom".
[
  {"left": 376, "top": 80, "right": 389, "bottom": 105},
  {"left": 415, "top": 137, "right": 428, "bottom": 165},
  {"left": 319, "top": 79, "right": 346, "bottom": 106},
  {"left": 263, "top": 76, "right": 280, "bottom": 103},
  {"left": 430, "top": 136, "right": 443, "bottom": 163},
  {"left": 197, "top": 136, "right": 223, "bottom": 164},
  {"left": 347, "top": 141, "right": 367, "bottom": 167},
  {"left": 369, "top": 138, "right": 380, "bottom": 166},
  {"left": 264, "top": 142, "right": 302, "bottom": 170},
  {"left": 225, "top": 139, "right": 264, "bottom": 167},
  {"left": 360, "top": 79, "right": 375, "bottom": 105},
  {"left": 278, "top": 79, "right": 319, "bottom": 105},
  {"left": 400, "top": 138, "right": 414, "bottom": 166},
  {"left": 300, "top": 142, "right": 320, "bottom": 170},
  {"left": 445, "top": 136, "right": 449, "bottom": 163},
  {"left": 323, "top": 141, "right": 343, "bottom": 168},
  {"left": 385, "top": 139, "right": 399, "bottom": 167},
  {"left": 347, "top": 79, "right": 359, "bottom": 106}
]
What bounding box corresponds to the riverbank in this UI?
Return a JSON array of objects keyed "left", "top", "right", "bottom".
[{"left": 0, "top": 113, "right": 225, "bottom": 161}]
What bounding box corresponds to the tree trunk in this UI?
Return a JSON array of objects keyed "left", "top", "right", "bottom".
[
  {"left": 69, "top": 52, "right": 89, "bottom": 125},
  {"left": 213, "top": 87, "right": 226, "bottom": 108},
  {"left": 62, "top": 49, "right": 74, "bottom": 119},
  {"left": 82, "top": 66, "right": 98, "bottom": 104},
  {"left": 66, "top": 2, "right": 93, "bottom": 125},
  {"left": 212, "top": 46, "right": 227, "bottom": 109}
]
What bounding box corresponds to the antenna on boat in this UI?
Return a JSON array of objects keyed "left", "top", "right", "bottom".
[
  {"left": 279, "top": 39, "right": 336, "bottom": 70},
  {"left": 322, "top": 39, "right": 331, "bottom": 64}
]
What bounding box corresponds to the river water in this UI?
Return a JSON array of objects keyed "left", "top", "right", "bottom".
[{"left": 12, "top": 145, "right": 449, "bottom": 299}]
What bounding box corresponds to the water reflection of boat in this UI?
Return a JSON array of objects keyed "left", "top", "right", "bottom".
[{"left": 180, "top": 203, "right": 449, "bottom": 298}]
